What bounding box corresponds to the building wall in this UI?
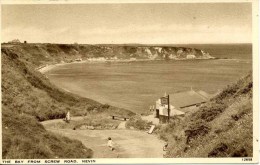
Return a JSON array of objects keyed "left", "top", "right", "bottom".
[{"left": 159, "top": 115, "right": 169, "bottom": 124}]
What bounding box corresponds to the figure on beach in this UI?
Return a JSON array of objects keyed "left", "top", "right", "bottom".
[
  {"left": 149, "top": 105, "right": 155, "bottom": 112},
  {"left": 107, "top": 137, "right": 115, "bottom": 151}
]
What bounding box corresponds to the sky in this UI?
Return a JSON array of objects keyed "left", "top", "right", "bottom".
[{"left": 1, "top": 3, "right": 252, "bottom": 44}]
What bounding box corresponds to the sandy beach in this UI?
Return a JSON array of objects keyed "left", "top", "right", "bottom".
[
  {"left": 38, "top": 64, "right": 59, "bottom": 73},
  {"left": 37, "top": 57, "right": 216, "bottom": 74},
  {"left": 37, "top": 59, "right": 151, "bottom": 74}
]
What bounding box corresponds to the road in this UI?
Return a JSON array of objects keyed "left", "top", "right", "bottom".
[{"left": 41, "top": 118, "right": 164, "bottom": 158}]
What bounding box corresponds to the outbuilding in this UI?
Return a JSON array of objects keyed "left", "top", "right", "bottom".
[{"left": 155, "top": 89, "right": 210, "bottom": 123}]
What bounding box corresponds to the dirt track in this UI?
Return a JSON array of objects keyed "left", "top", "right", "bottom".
[{"left": 42, "top": 118, "right": 164, "bottom": 158}]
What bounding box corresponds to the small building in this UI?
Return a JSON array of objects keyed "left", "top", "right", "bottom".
[
  {"left": 186, "top": 54, "right": 196, "bottom": 59},
  {"left": 110, "top": 56, "right": 118, "bottom": 60},
  {"left": 130, "top": 57, "right": 137, "bottom": 61},
  {"left": 155, "top": 103, "right": 185, "bottom": 123},
  {"left": 75, "top": 58, "right": 82, "bottom": 62},
  {"left": 8, "top": 39, "right": 21, "bottom": 44},
  {"left": 155, "top": 89, "right": 210, "bottom": 123}
]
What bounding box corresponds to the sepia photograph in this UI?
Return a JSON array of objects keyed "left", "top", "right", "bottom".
[{"left": 0, "top": 0, "right": 259, "bottom": 164}]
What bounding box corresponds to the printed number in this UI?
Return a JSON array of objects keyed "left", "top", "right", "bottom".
[{"left": 242, "top": 158, "right": 252, "bottom": 161}]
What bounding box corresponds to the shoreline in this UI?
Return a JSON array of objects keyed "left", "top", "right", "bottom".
[
  {"left": 38, "top": 63, "right": 68, "bottom": 73},
  {"left": 37, "top": 57, "right": 218, "bottom": 74}
]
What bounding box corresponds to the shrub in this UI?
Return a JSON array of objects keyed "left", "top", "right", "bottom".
[
  {"left": 208, "top": 143, "right": 229, "bottom": 157},
  {"left": 185, "top": 125, "right": 210, "bottom": 144},
  {"left": 125, "top": 115, "right": 152, "bottom": 130},
  {"left": 199, "top": 102, "right": 227, "bottom": 122},
  {"left": 74, "top": 114, "right": 121, "bottom": 130},
  {"left": 101, "top": 103, "right": 110, "bottom": 109}
]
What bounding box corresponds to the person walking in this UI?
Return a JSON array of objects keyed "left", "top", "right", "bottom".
[
  {"left": 107, "top": 137, "right": 114, "bottom": 151},
  {"left": 163, "top": 142, "right": 168, "bottom": 157},
  {"left": 163, "top": 142, "right": 168, "bottom": 151},
  {"left": 65, "top": 111, "right": 71, "bottom": 123}
]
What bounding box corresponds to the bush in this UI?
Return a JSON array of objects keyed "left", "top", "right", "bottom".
[
  {"left": 125, "top": 115, "right": 152, "bottom": 130},
  {"left": 101, "top": 103, "right": 110, "bottom": 109},
  {"left": 199, "top": 102, "right": 227, "bottom": 122},
  {"left": 185, "top": 125, "right": 210, "bottom": 144},
  {"left": 74, "top": 114, "right": 121, "bottom": 130}
]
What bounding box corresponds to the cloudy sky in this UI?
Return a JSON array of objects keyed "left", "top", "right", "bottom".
[{"left": 1, "top": 3, "right": 252, "bottom": 44}]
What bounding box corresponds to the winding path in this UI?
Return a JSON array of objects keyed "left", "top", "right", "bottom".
[{"left": 41, "top": 118, "right": 164, "bottom": 158}]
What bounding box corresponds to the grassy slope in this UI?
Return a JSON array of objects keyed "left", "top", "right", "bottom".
[
  {"left": 1, "top": 45, "right": 134, "bottom": 158},
  {"left": 2, "top": 110, "right": 93, "bottom": 159},
  {"left": 156, "top": 73, "right": 253, "bottom": 157}
]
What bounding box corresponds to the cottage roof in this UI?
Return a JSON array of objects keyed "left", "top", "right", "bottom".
[
  {"left": 197, "top": 90, "right": 211, "bottom": 99},
  {"left": 169, "top": 90, "right": 209, "bottom": 108}
]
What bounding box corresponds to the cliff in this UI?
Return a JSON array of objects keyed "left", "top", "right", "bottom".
[{"left": 2, "top": 43, "right": 213, "bottom": 66}]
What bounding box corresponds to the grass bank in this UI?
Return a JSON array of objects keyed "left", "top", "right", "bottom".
[{"left": 2, "top": 110, "right": 93, "bottom": 159}]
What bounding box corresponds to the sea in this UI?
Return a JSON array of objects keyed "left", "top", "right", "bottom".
[{"left": 47, "top": 44, "right": 252, "bottom": 114}]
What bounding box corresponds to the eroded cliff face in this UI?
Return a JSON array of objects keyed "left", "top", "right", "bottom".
[
  {"left": 72, "top": 45, "right": 213, "bottom": 60},
  {"left": 2, "top": 43, "right": 213, "bottom": 65}
]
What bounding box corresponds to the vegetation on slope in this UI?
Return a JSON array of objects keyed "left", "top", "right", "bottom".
[
  {"left": 2, "top": 109, "right": 93, "bottom": 159},
  {"left": 1, "top": 46, "right": 134, "bottom": 158},
  {"left": 43, "top": 114, "right": 123, "bottom": 130},
  {"left": 156, "top": 73, "right": 253, "bottom": 157},
  {"left": 125, "top": 115, "right": 152, "bottom": 130}
]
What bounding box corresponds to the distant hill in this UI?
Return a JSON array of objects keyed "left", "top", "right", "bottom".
[
  {"left": 1, "top": 43, "right": 213, "bottom": 65},
  {"left": 157, "top": 72, "right": 253, "bottom": 157}
]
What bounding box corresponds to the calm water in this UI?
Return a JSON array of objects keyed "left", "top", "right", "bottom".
[{"left": 47, "top": 44, "right": 252, "bottom": 114}]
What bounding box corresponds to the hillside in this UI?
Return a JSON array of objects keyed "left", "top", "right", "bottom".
[
  {"left": 156, "top": 73, "right": 253, "bottom": 157},
  {"left": 1, "top": 45, "right": 134, "bottom": 158},
  {"left": 2, "top": 43, "right": 213, "bottom": 65}
]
